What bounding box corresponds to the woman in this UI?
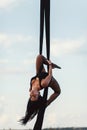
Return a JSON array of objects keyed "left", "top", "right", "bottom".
[{"left": 20, "top": 54, "right": 61, "bottom": 125}]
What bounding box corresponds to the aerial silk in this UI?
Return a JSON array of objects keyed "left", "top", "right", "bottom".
[{"left": 33, "top": 0, "right": 50, "bottom": 130}]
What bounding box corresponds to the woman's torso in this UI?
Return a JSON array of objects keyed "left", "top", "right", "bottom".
[
  {"left": 30, "top": 77, "right": 41, "bottom": 101},
  {"left": 30, "top": 72, "right": 48, "bottom": 101}
]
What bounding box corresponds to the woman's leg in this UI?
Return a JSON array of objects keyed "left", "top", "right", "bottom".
[
  {"left": 36, "top": 55, "right": 61, "bottom": 74},
  {"left": 46, "top": 77, "right": 61, "bottom": 106},
  {"left": 36, "top": 54, "right": 48, "bottom": 74},
  {"left": 50, "top": 77, "right": 61, "bottom": 95}
]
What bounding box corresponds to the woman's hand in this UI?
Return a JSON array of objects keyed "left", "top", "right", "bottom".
[{"left": 47, "top": 60, "right": 52, "bottom": 65}]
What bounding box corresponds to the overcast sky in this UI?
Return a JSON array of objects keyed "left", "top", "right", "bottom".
[{"left": 0, "top": 0, "right": 87, "bottom": 129}]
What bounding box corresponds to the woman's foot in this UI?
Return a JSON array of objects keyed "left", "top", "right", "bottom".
[
  {"left": 51, "top": 63, "right": 61, "bottom": 69},
  {"left": 46, "top": 59, "right": 61, "bottom": 69}
]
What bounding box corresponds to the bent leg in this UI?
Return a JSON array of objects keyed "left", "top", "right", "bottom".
[
  {"left": 36, "top": 54, "right": 48, "bottom": 74},
  {"left": 50, "top": 77, "right": 61, "bottom": 95},
  {"left": 36, "top": 55, "right": 61, "bottom": 74},
  {"left": 46, "top": 77, "right": 61, "bottom": 106}
]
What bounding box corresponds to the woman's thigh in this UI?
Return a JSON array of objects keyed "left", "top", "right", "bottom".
[
  {"left": 49, "top": 76, "right": 61, "bottom": 94},
  {"left": 36, "top": 55, "right": 45, "bottom": 74}
]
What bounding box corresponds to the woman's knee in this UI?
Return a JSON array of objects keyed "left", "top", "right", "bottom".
[
  {"left": 51, "top": 77, "right": 61, "bottom": 95},
  {"left": 36, "top": 54, "right": 43, "bottom": 61},
  {"left": 54, "top": 80, "right": 61, "bottom": 95},
  {"left": 55, "top": 85, "right": 61, "bottom": 96},
  {"left": 58, "top": 87, "right": 61, "bottom": 95}
]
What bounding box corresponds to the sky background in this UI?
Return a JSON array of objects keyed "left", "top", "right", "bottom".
[{"left": 0, "top": 0, "right": 87, "bottom": 129}]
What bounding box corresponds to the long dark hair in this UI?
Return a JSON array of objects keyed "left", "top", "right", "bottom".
[
  {"left": 19, "top": 95, "right": 46, "bottom": 125},
  {"left": 19, "top": 72, "right": 48, "bottom": 125}
]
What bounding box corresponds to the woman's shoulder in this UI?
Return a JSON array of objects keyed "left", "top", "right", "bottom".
[{"left": 31, "top": 75, "right": 37, "bottom": 82}]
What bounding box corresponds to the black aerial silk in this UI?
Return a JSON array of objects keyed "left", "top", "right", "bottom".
[
  {"left": 39, "top": 0, "right": 50, "bottom": 59},
  {"left": 33, "top": 0, "right": 50, "bottom": 130}
]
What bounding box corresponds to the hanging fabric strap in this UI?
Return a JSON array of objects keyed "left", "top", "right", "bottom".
[
  {"left": 39, "top": 0, "right": 50, "bottom": 100},
  {"left": 33, "top": 0, "right": 50, "bottom": 130},
  {"left": 39, "top": 0, "right": 50, "bottom": 60}
]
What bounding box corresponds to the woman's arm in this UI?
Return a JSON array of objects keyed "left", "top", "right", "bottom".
[{"left": 41, "top": 60, "right": 52, "bottom": 87}]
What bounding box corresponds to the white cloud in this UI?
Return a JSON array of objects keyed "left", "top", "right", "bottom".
[
  {"left": 0, "top": 0, "right": 14, "bottom": 8},
  {"left": 0, "top": 60, "right": 34, "bottom": 74},
  {"left": 0, "top": 33, "right": 12, "bottom": 48},
  {"left": 47, "top": 112, "right": 57, "bottom": 126},
  {"left": 0, "top": 33, "right": 32, "bottom": 48},
  {"left": 0, "top": 33, "right": 36, "bottom": 74},
  {"left": 58, "top": 113, "right": 87, "bottom": 127},
  {"left": 0, "top": 66, "right": 25, "bottom": 74},
  {"left": 23, "top": 59, "right": 35, "bottom": 65},
  {"left": 0, "top": 96, "right": 13, "bottom": 127},
  {"left": 51, "top": 38, "right": 86, "bottom": 57},
  {"left": 0, "top": 0, "right": 24, "bottom": 9},
  {"left": 0, "top": 96, "right": 5, "bottom": 101},
  {"left": 0, "top": 59, "right": 9, "bottom": 64},
  {"left": 0, "top": 96, "right": 8, "bottom": 125},
  {"left": 0, "top": 114, "right": 9, "bottom": 125}
]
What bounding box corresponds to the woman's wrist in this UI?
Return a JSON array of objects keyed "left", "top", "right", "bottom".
[{"left": 47, "top": 60, "right": 52, "bottom": 65}]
